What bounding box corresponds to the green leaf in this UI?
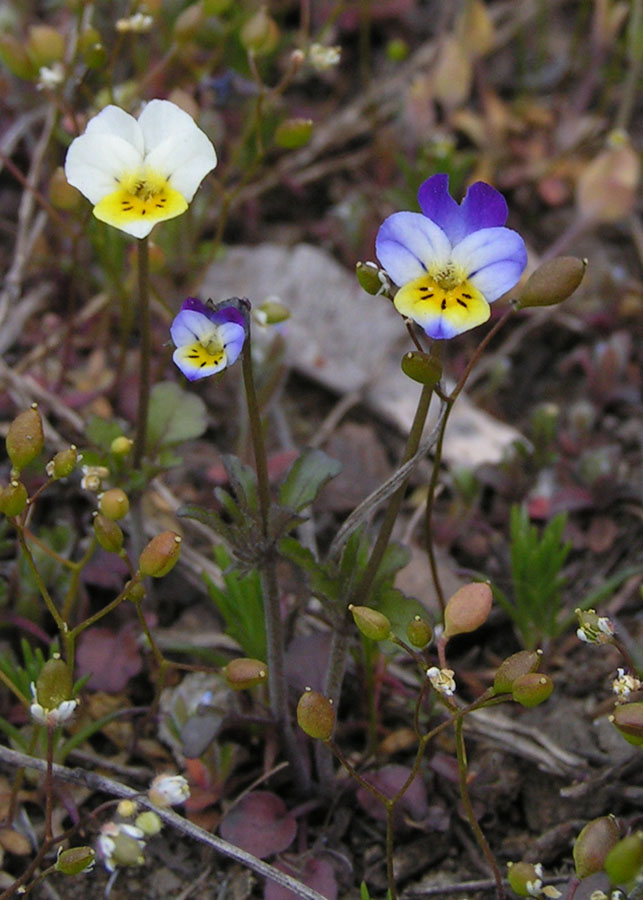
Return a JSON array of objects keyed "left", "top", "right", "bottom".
[
  {"left": 205, "top": 546, "right": 266, "bottom": 659},
  {"left": 278, "top": 448, "right": 342, "bottom": 511},
  {"left": 279, "top": 537, "right": 339, "bottom": 606},
  {"left": 178, "top": 503, "right": 235, "bottom": 544},
  {"left": 146, "top": 382, "right": 208, "bottom": 450},
  {"left": 373, "top": 586, "right": 428, "bottom": 646},
  {"left": 221, "top": 454, "right": 258, "bottom": 514},
  {"left": 86, "top": 415, "right": 124, "bottom": 451}
]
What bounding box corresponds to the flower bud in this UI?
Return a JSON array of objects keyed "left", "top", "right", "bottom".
[
  {"left": 99, "top": 488, "right": 130, "bottom": 520},
  {"left": 518, "top": 257, "right": 587, "bottom": 309},
  {"left": 401, "top": 350, "right": 443, "bottom": 386},
  {"left": 117, "top": 799, "right": 138, "bottom": 819},
  {"left": 605, "top": 832, "right": 643, "bottom": 886},
  {"left": 493, "top": 649, "right": 542, "bottom": 694},
  {"left": 93, "top": 513, "right": 124, "bottom": 554},
  {"left": 349, "top": 604, "right": 391, "bottom": 641},
  {"left": 224, "top": 657, "right": 268, "bottom": 690},
  {"left": 256, "top": 300, "right": 290, "bottom": 324},
  {"left": 36, "top": 657, "right": 73, "bottom": 709},
  {"left": 443, "top": 582, "right": 492, "bottom": 641},
  {"left": 610, "top": 701, "right": 643, "bottom": 746},
  {"left": 135, "top": 811, "right": 163, "bottom": 836},
  {"left": 0, "top": 481, "right": 28, "bottom": 517},
  {"left": 274, "top": 118, "right": 314, "bottom": 149},
  {"left": 111, "top": 436, "right": 133, "bottom": 456},
  {"left": 240, "top": 7, "right": 279, "bottom": 55},
  {"left": 173, "top": 1, "right": 206, "bottom": 41},
  {"left": 356, "top": 261, "right": 385, "bottom": 295},
  {"left": 512, "top": 672, "right": 554, "bottom": 707},
  {"left": 406, "top": 615, "right": 433, "bottom": 648},
  {"left": 6, "top": 405, "right": 44, "bottom": 472},
  {"left": 26, "top": 25, "right": 65, "bottom": 68},
  {"left": 55, "top": 846, "right": 96, "bottom": 875},
  {"left": 138, "top": 531, "right": 181, "bottom": 577},
  {"left": 296, "top": 688, "right": 335, "bottom": 740},
  {"left": 149, "top": 773, "right": 190, "bottom": 807},
  {"left": 574, "top": 816, "right": 621, "bottom": 878}
]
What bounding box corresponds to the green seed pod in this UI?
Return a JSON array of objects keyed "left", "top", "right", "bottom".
[
  {"left": 386, "top": 38, "right": 409, "bottom": 62},
  {"left": 574, "top": 816, "right": 621, "bottom": 878},
  {"left": 610, "top": 701, "right": 643, "bottom": 746},
  {"left": 36, "top": 657, "right": 73, "bottom": 709},
  {"left": 0, "top": 481, "right": 29, "bottom": 517},
  {"left": 512, "top": 672, "right": 554, "bottom": 707},
  {"left": 407, "top": 615, "right": 433, "bottom": 648},
  {"left": 401, "top": 351, "right": 443, "bottom": 386},
  {"left": 256, "top": 300, "right": 290, "bottom": 324},
  {"left": 518, "top": 257, "right": 587, "bottom": 308},
  {"left": 93, "top": 513, "right": 124, "bottom": 554},
  {"left": 274, "top": 118, "right": 314, "bottom": 149},
  {"left": 296, "top": 689, "right": 335, "bottom": 740},
  {"left": 138, "top": 531, "right": 182, "bottom": 577},
  {"left": 507, "top": 861, "right": 542, "bottom": 897},
  {"left": 605, "top": 832, "right": 643, "bottom": 886},
  {"left": 111, "top": 436, "right": 133, "bottom": 456},
  {"left": 224, "top": 657, "right": 268, "bottom": 690},
  {"left": 240, "top": 6, "right": 279, "bottom": 54},
  {"left": 111, "top": 832, "right": 145, "bottom": 868},
  {"left": 78, "top": 26, "right": 107, "bottom": 68},
  {"left": 99, "top": 488, "right": 130, "bottom": 520},
  {"left": 6, "top": 405, "right": 44, "bottom": 472},
  {"left": 124, "top": 580, "right": 146, "bottom": 604},
  {"left": 356, "top": 261, "right": 384, "bottom": 295},
  {"left": 55, "top": 846, "right": 96, "bottom": 875},
  {"left": 493, "top": 649, "right": 542, "bottom": 694},
  {"left": 173, "top": 1, "right": 205, "bottom": 41},
  {"left": 349, "top": 604, "right": 391, "bottom": 641},
  {"left": 26, "top": 25, "right": 65, "bottom": 68},
  {"left": 443, "top": 582, "right": 492, "bottom": 641},
  {"left": 46, "top": 445, "right": 79, "bottom": 479},
  {"left": 135, "top": 811, "right": 162, "bottom": 836}
]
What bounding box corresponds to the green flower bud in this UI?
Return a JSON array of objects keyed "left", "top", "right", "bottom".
[
  {"left": 93, "top": 513, "right": 124, "bottom": 554},
  {"left": 349, "top": 604, "right": 391, "bottom": 641},
  {"left": 138, "top": 531, "right": 182, "bottom": 577},
  {"left": 0, "top": 481, "right": 29, "bottom": 517},
  {"left": 36, "top": 657, "right": 73, "bottom": 709},
  {"left": 274, "top": 118, "right": 314, "bottom": 149},
  {"left": 512, "top": 672, "right": 554, "bottom": 707},
  {"left": 356, "top": 261, "right": 384, "bottom": 295},
  {"left": 99, "top": 488, "right": 130, "bottom": 520},
  {"left": 401, "top": 350, "right": 443, "bottom": 386},
  {"left": 6, "top": 405, "right": 44, "bottom": 472},
  {"left": 574, "top": 816, "right": 621, "bottom": 878},
  {"left": 610, "top": 701, "right": 643, "bottom": 746},
  {"left": 223, "top": 657, "right": 268, "bottom": 690},
  {"left": 605, "top": 832, "right": 643, "bottom": 886},
  {"left": 406, "top": 615, "right": 433, "bottom": 648},
  {"left": 135, "top": 811, "right": 163, "bottom": 836},
  {"left": 493, "top": 649, "right": 542, "bottom": 694},
  {"left": 443, "top": 582, "right": 492, "bottom": 641},
  {"left": 240, "top": 6, "right": 279, "bottom": 54},
  {"left": 173, "top": 1, "right": 205, "bottom": 41},
  {"left": 256, "top": 300, "right": 290, "bottom": 324},
  {"left": 296, "top": 688, "right": 335, "bottom": 740},
  {"left": 518, "top": 257, "right": 587, "bottom": 309},
  {"left": 55, "top": 846, "right": 95, "bottom": 875},
  {"left": 111, "top": 436, "right": 133, "bottom": 456}
]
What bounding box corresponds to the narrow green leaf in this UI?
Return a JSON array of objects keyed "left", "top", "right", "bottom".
[{"left": 278, "top": 448, "right": 342, "bottom": 511}]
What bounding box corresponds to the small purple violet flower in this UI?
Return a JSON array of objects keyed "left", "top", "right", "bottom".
[
  {"left": 170, "top": 297, "right": 246, "bottom": 381},
  {"left": 375, "top": 174, "right": 527, "bottom": 340}
]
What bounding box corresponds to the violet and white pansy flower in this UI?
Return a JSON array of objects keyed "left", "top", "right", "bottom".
[
  {"left": 375, "top": 174, "right": 527, "bottom": 340},
  {"left": 170, "top": 297, "right": 246, "bottom": 381},
  {"left": 64, "top": 99, "right": 217, "bottom": 239}
]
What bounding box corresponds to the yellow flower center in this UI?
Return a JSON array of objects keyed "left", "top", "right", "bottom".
[
  {"left": 393, "top": 273, "right": 491, "bottom": 337},
  {"left": 93, "top": 169, "right": 188, "bottom": 230},
  {"left": 181, "top": 332, "right": 226, "bottom": 371}
]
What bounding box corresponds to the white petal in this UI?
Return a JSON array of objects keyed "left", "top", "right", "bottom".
[
  {"left": 65, "top": 133, "right": 144, "bottom": 204},
  {"left": 170, "top": 309, "right": 217, "bottom": 347},
  {"left": 375, "top": 212, "right": 451, "bottom": 286},
  {"left": 145, "top": 131, "right": 217, "bottom": 200},
  {"left": 451, "top": 227, "right": 527, "bottom": 302},
  {"left": 85, "top": 105, "right": 144, "bottom": 156}
]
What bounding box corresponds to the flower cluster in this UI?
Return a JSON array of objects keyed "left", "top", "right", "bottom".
[
  {"left": 375, "top": 174, "right": 527, "bottom": 339},
  {"left": 170, "top": 297, "right": 247, "bottom": 381}
]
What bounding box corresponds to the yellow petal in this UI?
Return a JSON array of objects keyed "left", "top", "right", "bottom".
[
  {"left": 93, "top": 183, "right": 188, "bottom": 238},
  {"left": 394, "top": 275, "right": 490, "bottom": 339}
]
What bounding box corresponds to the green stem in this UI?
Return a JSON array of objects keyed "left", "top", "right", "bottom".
[
  {"left": 61, "top": 536, "right": 97, "bottom": 622},
  {"left": 241, "top": 331, "right": 271, "bottom": 537},
  {"left": 44, "top": 726, "right": 54, "bottom": 841},
  {"left": 133, "top": 236, "right": 150, "bottom": 469},
  {"left": 16, "top": 530, "right": 67, "bottom": 648},
  {"left": 66, "top": 576, "right": 140, "bottom": 670}
]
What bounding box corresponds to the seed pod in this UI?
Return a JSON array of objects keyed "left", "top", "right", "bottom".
[
  {"left": 274, "top": 118, "right": 314, "bottom": 149},
  {"left": 93, "top": 513, "right": 124, "bottom": 554},
  {"left": 507, "top": 861, "right": 542, "bottom": 897},
  {"left": 0, "top": 481, "right": 29, "bottom": 517},
  {"left": 78, "top": 26, "right": 107, "bottom": 69},
  {"left": 240, "top": 7, "right": 279, "bottom": 55},
  {"left": 6, "top": 405, "right": 44, "bottom": 472},
  {"left": 224, "top": 658, "right": 268, "bottom": 690},
  {"left": 407, "top": 615, "right": 433, "bottom": 648},
  {"left": 36, "top": 657, "right": 73, "bottom": 709},
  {"left": 173, "top": 1, "right": 206, "bottom": 41},
  {"left": 512, "top": 672, "right": 554, "bottom": 707},
  {"left": 111, "top": 436, "right": 133, "bottom": 456},
  {"left": 574, "top": 816, "right": 621, "bottom": 878},
  {"left": 610, "top": 701, "right": 643, "bottom": 746},
  {"left": 0, "top": 34, "right": 35, "bottom": 80},
  {"left": 138, "top": 531, "right": 181, "bottom": 577},
  {"left": 26, "top": 25, "right": 65, "bottom": 68},
  {"left": 493, "top": 649, "right": 542, "bottom": 694},
  {"left": 401, "top": 351, "right": 443, "bottom": 386},
  {"left": 124, "top": 580, "right": 146, "bottom": 604},
  {"left": 605, "top": 832, "right": 643, "bottom": 886},
  {"left": 135, "top": 811, "right": 162, "bottom": 836},
  {"left": 55, "top": 846, "right": 96, "bottom": 875},
  {"left": 111, "top": 832, "right": 145, "bottom": 868},
  {"left": 256, "top": 300, "right": 290, "bottom": 324},
  {"left": 443, "top": 582, "right": 492, "bottom": 641},
  {"left": 518, "top": 257, "right": 587, "bottom": 308},
  {"left": 99, "top": 488, "right": 130, "bottom": 520},
  {"left": 47, "top": 445, "right": 78, "bottom": 479},
  {"left": 356, "top": 261, "right": 384, "bottom": 295},
  {"left": 296, "top": 689, "right": 335, "bottom": 740},
  {"left": 349, "top": 605, "right": 391, "bottom": 641}
]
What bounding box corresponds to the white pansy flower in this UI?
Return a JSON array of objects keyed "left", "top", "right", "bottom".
[{"left": 65, "top": 99, "right": 217, "bottom": 239}]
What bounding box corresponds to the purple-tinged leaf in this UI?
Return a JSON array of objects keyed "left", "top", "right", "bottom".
[{"left": 220, "top": 792, "right": 296, "bottom": 859}]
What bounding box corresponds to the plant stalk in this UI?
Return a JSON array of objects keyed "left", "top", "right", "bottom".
[{"left": 133, "top": 236, "right": 150, "bottom": 469}]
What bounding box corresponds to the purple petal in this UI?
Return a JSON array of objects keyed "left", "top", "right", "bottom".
[
  {"left": 375, "top": 211, "right": 451, "bottom": 286},
  {"left": 180, "top": 296, "right": 209, "bottom": 315},
  {"left": 217, "top": 321, "right": 245, "bottom": 365},
  {"left": 451, "top": 227, "right": 527, "bottom": 302},
  {"left": 418, "top": 175, "right": 508, "bottom": 244},
  {"left": 210, "top": 305, "right": 246, "bottom": 329}
]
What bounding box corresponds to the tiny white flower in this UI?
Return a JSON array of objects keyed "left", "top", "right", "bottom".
[
  {"left": 309, "top": 43, "right": 341, "bottom": 71},
  {"left": 65, "top": 99, "right": 217, "bottom": 239},
  {"left": 612, "top": 668, "right": 641, "bottom": 699},
  {"left": 97, "top": 822, "right": 145, "bottom": 872},
  {"left": 426, "top": 666, "right": 456, "bottom": 697},
  {"left": 116, "top": 12, "right": 154, "bottom": 33},
  {"left": 80, "top": 465, "right": 110, "bottom": 492},
  {"left": 37, "top": 63, "right": 65, "bottom": 90},
  {"left": 30, "top": 683, "right": 77, "bottom": 728},
  {"left": 148, "top": 773, "right": 190, "bottom": 807}
]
